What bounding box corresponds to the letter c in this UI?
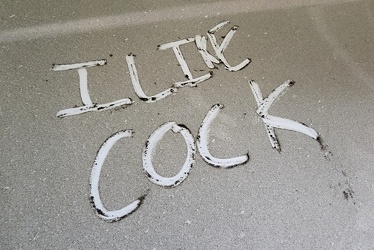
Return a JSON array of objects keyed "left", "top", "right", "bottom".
[{"left": 89, "top": 130, "right": 147, "bottom": 222}]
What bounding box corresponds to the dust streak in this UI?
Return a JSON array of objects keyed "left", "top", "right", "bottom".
[{"left": 0, "top": 0, "right": 357, "bottom": 43}]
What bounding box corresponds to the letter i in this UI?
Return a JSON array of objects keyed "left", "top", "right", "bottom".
[
  {"left": 157, "top": 38, "right": 213, "bottom": 88},
  {"left": 52, "top": 59, "right": 133, "bottom": 118}
]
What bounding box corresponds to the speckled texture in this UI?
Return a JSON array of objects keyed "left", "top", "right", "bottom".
[{"left": 1, "top": 1, "right": 374, "bottom": 249}]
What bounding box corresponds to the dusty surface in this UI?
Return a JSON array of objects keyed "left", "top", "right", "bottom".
[{"left": 1, "top": 0, "right": 374, "bottom": 249}]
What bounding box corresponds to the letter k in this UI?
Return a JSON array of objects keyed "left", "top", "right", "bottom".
[{"left": 249, "top": 80, "right": 319, "bottom": 152}]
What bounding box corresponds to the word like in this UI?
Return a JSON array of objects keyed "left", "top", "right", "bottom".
[{"left": 52, "top": 21, "right": 250, "bottom": 117}]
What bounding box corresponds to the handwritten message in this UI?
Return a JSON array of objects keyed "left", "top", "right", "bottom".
[{"left": 52, "top": 21, "right": 325, "bottom": 222}]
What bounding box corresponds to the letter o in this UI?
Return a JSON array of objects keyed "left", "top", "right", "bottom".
[{"left": 142, "top": 122, "right": 196, "bottom": 187}]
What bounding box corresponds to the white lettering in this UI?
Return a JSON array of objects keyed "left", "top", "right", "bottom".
[
  {"left": 142, "top": 122, "right": 196, "bottom": 187},
  {"left": 89, "top": 130, "right": 147, "bottom": 222},
  {"left": 125, "top": 53, "right": 178, "bottom": 103},
  {"left": 197, "top": 103, "right": 250, "bottom": 168},
  {"left": 249, "top": 80, "right": 319, "bottom": 152},
  {"left": 204, "top": 21, "right": 251, "bottom": 71},
  {"left": 157, "top": 38, "right": 213, "bottom": 87},
  {"left": 52, "top": 60, "right": 133, "bottom": 118}
]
